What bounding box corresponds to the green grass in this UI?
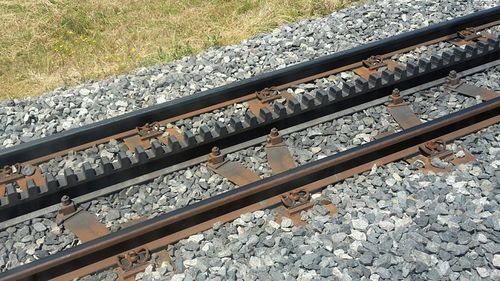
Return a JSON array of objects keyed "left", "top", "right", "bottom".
[{"left": 0, "top": 0, "right": 359, "bottom": 100}]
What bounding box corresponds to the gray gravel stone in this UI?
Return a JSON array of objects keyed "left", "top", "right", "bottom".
[
  {"left": 431, "top": 157, "right": 449, "bottom": 169},
  {"left": 32, "top": 223, "right": 46, "bottom": 232},
  {"left": 351, "top": 217, "right": 369, "bottom": 231},
  {"left": 493, "top": 254, "right": 500, "bottom": 268}
]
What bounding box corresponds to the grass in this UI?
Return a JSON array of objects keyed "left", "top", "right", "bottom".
[{"left": 0, "top": 0, "right": 358, "bottom": 100}]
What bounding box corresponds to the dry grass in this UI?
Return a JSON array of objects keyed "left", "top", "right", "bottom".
[{"left": 0, "top": 0, "right": 358, "bottom": 100}]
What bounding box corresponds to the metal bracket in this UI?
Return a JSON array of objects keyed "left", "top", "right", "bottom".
[
  {"left": 63, "top": 211, "right": 110, "bottom": 243},
  {"left": 281, "top": 189, "right": 312, "bottom": 211},
  {"left": 446, "top": 71, "right": 498, "bottom": 101},
  {"left": 418, "top": 139, "right": 450, "bottom": 158},
  {"left": 451, "top": 28, "right": 492, "bottom": 46},
  {"left": 124, "top": 122, "right": 185, "bottom": 151},
  {"left": 274, "top": 189, "right": 313, "bottom": 226},
  {"left": 354, "top": 56, "right": 402, "bottom": 80},
  {"left": 265, "top": 128, "right": 296, "bottom": 174},
  {"left": 207, "top": 147, "right": 261, "bottom": 186},
  {"left": 408, "top": 139, "right": 476, "bottom": 173},
  {"left": 57, "top": 196, "right": 110, "bottom": 243},
  {"left": 248, "top": 87, "right": 285, "bottom": 117},
  {"left": 116, "top": 248, "right": 151, "bottom": 281},
  {"left": 124, "top": 122, "right": 168, "bottom": 150},
  {"left": 363, "top": 55, "right": 386, "bottom": 70},
  {"left": 0, "top": 165, "right": 22, "bottom": 198},
  {"left": 458, "top": 27, "right": 481, "bottom": 41},
  {"left": 387, "top": 89, "right": 422, "bottom": 129},
  {"left": 256, "top": 87, "right": 283, "bottom": 103},
  {"left": 137, "top": 122, "right": 164, "bottom": 140},
  {"left": 0, "top": 164, "right": 24, "bottom": 183},
  {"left": 275, "top": 190, "right": 337, "bottom": 226}
]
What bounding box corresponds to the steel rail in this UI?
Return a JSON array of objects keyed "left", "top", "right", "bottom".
[
  {"left": 1, "top": 96, "right": 497, "bottom": 281},
  {"left": 0, "top": 35, "right": 498, "bottom": 221},
  {"left": 0, "top": 7, "right": 499, "bottom": 165}
]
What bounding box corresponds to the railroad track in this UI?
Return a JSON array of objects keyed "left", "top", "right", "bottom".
[
  {"left": 0, "top": 7, "right": 499, "bottom": 222},
  {"left": 0, "top": 7, "right": 499, "bottom": 281},
  {"left": 2, "top": 96, "right": 499, "bottom": 281}
]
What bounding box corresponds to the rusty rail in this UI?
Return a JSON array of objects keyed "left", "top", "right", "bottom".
[{"left": 1, "top": 96, "right": 497, "bottom": 281}]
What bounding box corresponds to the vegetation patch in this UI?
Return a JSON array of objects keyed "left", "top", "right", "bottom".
[{"left": 0, "top": 0, "right": 358, "bottom": 100}]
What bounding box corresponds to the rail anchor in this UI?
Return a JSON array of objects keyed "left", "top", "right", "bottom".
[
  {"left": 410, "top": 139, "right": 476, "bottom": 173},
  {"left": 362, "top": 55, "right": 386, "bottom": 70},
  {"left": 256, "top": 87, "right": 283, "bottom": 103},
  {"left": 281, "top": 189, "right": 312, "bottom": 212},
  {"left": 419, "top": 139, "right": 451, "bottom": 159},
  {"left": 116, "top": 247, "right": 151, "bottom": 281}
]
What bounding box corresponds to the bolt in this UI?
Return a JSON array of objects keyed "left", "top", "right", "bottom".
[
  {"left": 393, "top": 89, "right": 400, "bottom": 96},
  {"left": 449, "top": 70, "right": 457, "bottom": 79},
  {"left": 267, "top": 128, "right": 283, "bottom": 145},
  {"left": 446, "top": 70, "right": 460, "bottom": 87},
  {"left": 208, "top": 147, "right": 224, "bottom": 166},
  {"left": 211, "top": 146, "right": 220, "bottom": 156},
  {"left": 61, "top": 195, "right": 71, "bottom": 206},
  {"left": 57, "top": 194, "right": 76, "bottom": 217},
  {"left": 389, "top": 88, "right": 404, "bottom": 105}
]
